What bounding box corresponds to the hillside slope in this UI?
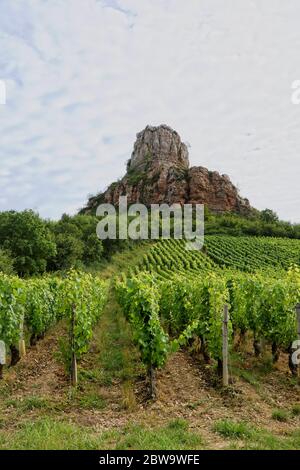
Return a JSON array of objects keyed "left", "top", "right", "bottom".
[{"left": 1, "top": 242, "right": 299, "bottom": 450}]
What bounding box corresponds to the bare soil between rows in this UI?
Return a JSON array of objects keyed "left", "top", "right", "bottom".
[{"left": 1, "top": 322, "right": 299, "bottom": 449}]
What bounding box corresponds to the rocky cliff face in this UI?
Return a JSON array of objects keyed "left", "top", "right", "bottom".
[
  {"left": 82, "top": 124, "right": 251, "bottom": 214},
  {"left": 129, "top": 125, "right": 189, "bottom": 172}
]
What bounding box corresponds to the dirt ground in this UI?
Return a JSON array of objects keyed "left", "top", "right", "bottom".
[{"left": 1, "top": 319, "right": 299, "bottom": 450}]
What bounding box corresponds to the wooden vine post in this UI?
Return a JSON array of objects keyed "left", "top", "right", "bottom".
[
  {"left": 70, "top": 304, "right": 78, "bottom": 387},
  {"left": 296, "top": 303, "right": 300, "bottom": 377},
  {"left": 296, "top": 303, "right": 300, "bottom": 338},
  {"left": 0, "top": 341, "right": 6, "bottom": 380},
  {"left": 148, "top": 365, "right": 157, "bottom": 400},
  {"left": 222, "top": 304, "right": 229, "bottom": 387},
  {"left": 290, "top": 304, "right": 300, "bottom": 376},
  {"left": 19, "top": 316, "right": 26, "bottom": 358}
]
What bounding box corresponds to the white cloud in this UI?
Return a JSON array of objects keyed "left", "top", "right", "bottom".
[{"left": 0, "top": 0, "right": 299, "bottom": 221}]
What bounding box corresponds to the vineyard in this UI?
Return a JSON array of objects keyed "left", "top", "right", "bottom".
[
  {"left": 134, "top": 236, "right": 300, "bottom": 278},
  {"left": 0, "top": 236, "right": 300, "bottom": 450},
  {"left": 115, "top": 236, "right": 300, "bottom": 394},
  {"left": 132, "top": 238, "right": 218, "bottom": 280},
  {"left": 0, "top": 271, "right": 108, "bottom": 381},
  {"left": 204, "top": 236, "right": 300, "bottom": 272},
  {"left": 116, "top": 269, "right": 300, "bottom": 394},
  {"left": 1, "top": 236, "right": 300, "bottom": 383}
]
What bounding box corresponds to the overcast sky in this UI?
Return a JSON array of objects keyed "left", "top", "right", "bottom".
[{"left": 0, "top": 0, "right": 299, "bottom": 221}]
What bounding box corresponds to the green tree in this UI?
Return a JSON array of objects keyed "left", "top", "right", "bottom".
[
  {"left": 0, "top": 210, "right": 56, "bottom": 276},
  {"left": 49, "top": 214, "right": 103, "bottom": 270},
  {"left": 0, "top": 249, "right": 15, "bottom": 274},
  {"left": 260, "top": 209, "right": 279, "bottom": 224},
  {"left": 53, "top": 233, "right": 84, "bottom": 270},
  {"left": 71, "top": 215, "right": 104, "bottom": 265}
]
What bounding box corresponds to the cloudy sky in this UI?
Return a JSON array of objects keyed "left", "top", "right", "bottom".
[{"left": 0, "top": 0, "right": 300, "bottom": 221}]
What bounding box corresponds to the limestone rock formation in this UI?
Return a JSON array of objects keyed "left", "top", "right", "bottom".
[
  {"left": 128, "top": 124, "right": 189, "bottom": 172},
  {"left": 81, "top": 124, "right": 251, "bottom": 214}
]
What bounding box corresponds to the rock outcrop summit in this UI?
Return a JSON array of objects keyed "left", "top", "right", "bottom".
[{"left": 81, "top": 124, "right": 251, "bottom": 214}]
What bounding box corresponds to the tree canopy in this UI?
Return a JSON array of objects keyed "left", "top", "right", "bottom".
[{"left": 0, "top": 210, "right": 56, "bottom": 276}]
